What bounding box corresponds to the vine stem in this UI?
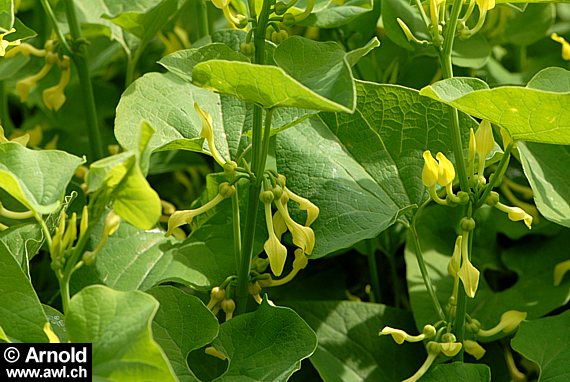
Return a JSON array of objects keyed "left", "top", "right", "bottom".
[
  {"left": 366, "top": 240, "right": 382, "bottom": 303},
  {"left": 231, "top": 190, "right": 242, "bottom": 273},
  {"left": 42, "top": 0, "right": 105, "bottom": 161},
  {"left": 234, "top": 0, "right": 273, "bottom": 315},
  {"left": 64, "top": 0, "right": 104, "bottom": 161},
  {"left": 454, "top": 204, "right": 473, "bottom": 361},
  {"left": 439, "top": 0, "right": 469, "bottom": 193},
  {"left": 196, "top": 0, "right": 209, "bottom": 39},
  {"left": 408, "top": 207, "right": 446, "bottom": 322}
]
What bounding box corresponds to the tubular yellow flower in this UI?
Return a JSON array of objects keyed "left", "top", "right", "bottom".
[
  {"left": 422, "top": 150, "right": 439, "bottom": 187},
  {"left": 464, "top": 340, "right": 486, "bottom": 360},
  {"left": 284, "top": 187, "right": 319, "bottom": 226},
  {"left": 478, "top": 310, "right": 527, "bottom": 337},
  {"left": 5, "top": 42, "right": 46, "bottom": 58},
  {"left": 495, "top": 202, "right": 533, "bottom": 229},
  {"left": 379, "top": 327, "right": 408, "bottom": 344},
  {"left": 457, "top": 231, "right": 480, "bottom": 298},
  {"left": 397, "top": 18, "right": 415, "bottom": 42},
  {"left": 263, "top": 200, "right": 288, "bottom": 277},
  {"left": 274, "top": 196, "right": 315, "bottom": 255},
  {"left": 476, "top": 0, "right": 495, "bottom": 12},
  {"left": 43, "top": 60, "right": 71, "bottom": 111},
  {"left": 551, "top": 33, "right": 570, "bottom": 61},
  {"left": 475, "top": 120, "right": 494, "bottom": 176},
  {"left": 468, "top": 128, "right": 476, "bottom": 176},
  {"left": 43, "top": 323, "right": 60, "bottom": 343},
  {"left": 194, "top": 103, "right": 226, "bottom": 166},
  {"left": 166, "top": 194, "right": 224, "bottom": 236},
  {"left": 436, "top": 152, "right": 456, "bottom": 196},
  {"left": 16, "top": 61, "right": 54, "bottom": 102},
  {"left": 448, "top": 236, "right": 462, "bottom": 277},
  {"left": 272, "top": 209, "right": 288, "bottom": 240},
  {"left": 0, "top": 28, "right": 21, "bottom": 56}
]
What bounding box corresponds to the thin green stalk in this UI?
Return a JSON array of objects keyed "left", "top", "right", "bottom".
[
  {"left": 125, "top": 47, "right": 142, "bottom": 87},
  {"left": 476, "top": 143, "right": 513, "bottom": 209},
  {"left": 414, "top": 0, "right": 431, "bottom": 31},
  {"left": 58, "top": 277, "right": 71, "bottom": 314},
  {"left": 62, "top": 0, "right": 104, "bottom": 161},
  {"left": 196, "top": 0, "right": 209, "bottom": 39},
  {"left": 366, "top": 240, "right": 382, "bottom": 303},
  {"left": 439, "top": 0, "right": 469, "bottom": 192},
  {"left": 0, "top": 81, "right": 15, "bottom": 135},
  {"left": 231, "top": 190, "right": 242, "bottom": 273},
  {"left": 39, "top": 0, "right": 72, "bottom": 55},
  {"left": 409, "top": 223, "right": 446, "bottom": 322},
  {"left": 234, "top": 0, "right": 273, "bottom": 315}
]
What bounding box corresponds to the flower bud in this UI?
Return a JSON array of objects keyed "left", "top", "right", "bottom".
[
  {"left": 422, "top": 150, "right": 439, "bottom": 187},
  {"left": 460, "top": 217, "right": 476, "bottom": 232},
  {"left": 485, "top": 191, "right": 499, "bottom": 206},
  {"left": 281, "top": 13, "right": 296, "bottom": 27},
  {"left": 464, "top": 340, "right": 486, "bottom": 360},
  {"left": 260, "top": 190, "right": 274, "bottom": 204},
  {"left": 219, "top": 182, "right": 236, "bottom": 198},
  {"left": 274, "top": 2, "right": 288, "bottom": 15},
  {"left": 82, "top": 250, "right": 97, "bottom": 266},
  {"left": 436, "top": 152, "right": 455, "bottom": 187}
]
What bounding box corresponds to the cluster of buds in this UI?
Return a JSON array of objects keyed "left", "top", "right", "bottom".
[
  {"left": 10, "top": 40, "right": 72, "bottom": 111},
  {"left": 422, "top": 150, "right": 468, "bottom": 206},
  {"left": 81, "top": 210, "right": 121, "bottom": 266},
  {"left": 206, "top": 286, "right": 236, "bottom": 321}
]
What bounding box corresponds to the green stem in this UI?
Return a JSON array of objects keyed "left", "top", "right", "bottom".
[
  {"left": 413, "top": 0, "right": 431, "bottom": 31},
  {"left": 62, "top": 0, "right": 104, "bottom": 161},
  {"left": 234, "top": 0, "right": 273, "bottom": 316},
  {"left": 409, "top": 222, "right": 446, "bottom": 322},
  {"left": 196, "top": 0, "right": 209, "bottom": 39},
  {"left": 366, "top": 240, "right": 382, "bottom": 303},
  {"left": 476, "top": 142, "right": 513, "bottom": 209},
  {"left": 0, "top": 81, "right": 15, "bottom": 135},
  {"left": 125, "top": 47, "right": 142, "bottom": 87},
  {"left": 58, "top": 276, "right": 71, "bottom": 314},
  {"left": 39, "top": 0, "right": 72, "bottom": 55},
  {"left": 439, "top": 0, "right": 469, "bottom": 192},
  {"left": 231, "top": 189, "right": 242, "bottom": 273},
  {"left": 513, "top": 45, "right": 527, "bottom": 73}
]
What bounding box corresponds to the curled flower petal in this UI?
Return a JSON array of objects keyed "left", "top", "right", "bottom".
[
  {"left": 435, "top": 152, "right": 455, "bottom": 187},
  {"left": 422, "top": 150, "right": 439, "bottom": 187},
  {"left": 284, "top": 187, "right": 319, "bottom": 226},
  {"left": 379, "top": 326, "right": 408, "bottom": 344},
  {"left": 263, "top": 202, "right": 288, "bottom": 276},
  {"left": 551, "top": 33, "right": 570, "bottom": 61},
  {"left": 166, "top": 194, "right": 224, "bottom": 236},
  {"left": 478, "top": 310, "right": 527, "bottom": 337},
  {"left": 464, "top": 340, "right": 486, "bottom": 360},
  {"left": 194, "top": 103, "right": 226, "bottom": 165},
  {"left": 496, "top": 202, "right": 533, "bottom": 229}
]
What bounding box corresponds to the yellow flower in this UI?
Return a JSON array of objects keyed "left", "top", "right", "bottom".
[
  {"left": 379, "top": 325, "right": 436, "bottom": 345},
  {"left": 476, "top": 0, "right": 495, "bottom": 12},
  {"left": 436, "top": 152, "right": 455, "bottom": 187},
  {"left": 397, "top": 18, "right": 415, "bottom": 42},
  {"left": 194, "top": 103, "right": 226, "bottom": 166},
  {"left": 464, "top": 340, "right": 486, "bottom": 360},
  {"left": 263, "top": 201, "right": 288, "bottom": 276},
  {"left": 0, "top": 28, "right": 21, "bottom": 56},
  {"left": 439, "top": 342, "right": 462, "bottom": 357},
  {"left": 166, "top": 194, "right": 224, "bottom": 236},
  {"left": 43, "top": 60, "right": 71, "bottom": 111},
  {"left": 457, "top": 231, "right": 480, "bottom": 298},
  {"left": 43, "top": 323, "right": 60, "bottom": 343},
  {"left": 16, "top": 58, "right": 55, "bottom": 102},
  {"left": 274, "top": 196, "right": 315, "bottom": 255},
  {"left": 448, "top": 236, "right": 462, "bottom": 276},
  {"left": 284, "top": 187, "right": 319, "bottom": 226},
  {"left": 478, "top": 310, "right": 527, "bottom": 337},
  {"left": 422, "top": 150, "right": 439, "bottom": 187},
  {"left": 495, "top": 202, "right": 533, "bottom": 229},
  {"left": 4, "top": 42, "right": 46, "bottom": 58},
  {"left": 551, "top": 33, "right": 570, "bottom": 61},
  {"left": 475, "top": 120, "right": 494, "bottom": 176}
]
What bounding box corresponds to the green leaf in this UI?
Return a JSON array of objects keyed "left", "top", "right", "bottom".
[
  {"left": 86, "top": 150, "right": 161, "bottom": 230},
  {"left": 0, "top": 142, "right": 84, "bottom": 215},
  {"left": 192, "top": 36, "right": 369, "bottom": 113},
  {"left": 65, "top": 285, "right": 176, "bottom": 381},
  {"left": 501, "top": 4, "right": 556, "bottom": 46},
  {"left": 72, "top": 222, "right": 208, "bottom": 291},
  {"left": 0, "top": 244, "right": 48, "bottom": 343},
  {"left": 286, "top": 301, "right": 425, "bottom": 381},
  {"left": 212, "top": 300, "right": 317, "bottom": 381},
  {"left": 421, "top": 362, "right": 491, "bottom": 382},
  {"left": 512, "top": 310, "right": 570, "bottom": 382},
  {"left": 519, "top": 143, "right": 570, "bottom": 228},
  {"left": 147, "top": 286, "right": 219, "bottom": 382},
  {"left": 158, "top": 43, "right": 250, "bottom": 82},
  {"left": 43, "top": 305, "right": 67, "bottom": 343},
  {"left": 0, "top": 222, "right": 43, "bottom": 267},
  {"left": 0, "top": 0, "right": 14, "bottom": 31},
  {"left": 277, "top": 81, "right": 476, "bottom": 257},
  {"left": 10, "top": 18, "right": 37, "bottom": 41},
  {"left": 104, "top": 0, "right": 182, "bottom": 45},
  {"left": 299, "top": 0, "right": 374, "bottom": 29},
  {"left": 192, "top": 60, "right": 353, "bottom": 112},
  {"left": 405, "top": 204, "right": 570, "bottom": 340},
  {"left": 419, "top": 68, "right": 570, "bottom": 144}
]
